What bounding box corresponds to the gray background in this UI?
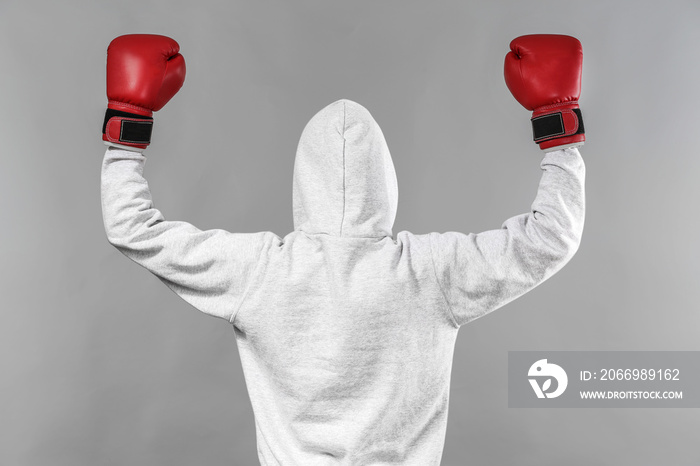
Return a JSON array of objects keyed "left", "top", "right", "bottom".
[{"left": 1, "top": 0, "right": 698, "bottom": 465}]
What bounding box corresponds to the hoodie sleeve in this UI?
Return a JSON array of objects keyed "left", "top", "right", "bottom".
[
  {"left": 429, "top": 148, "right": 585, "bottom": 328},
  {"left": 101, "top": 148, "right": 277, "bottom": 323}
]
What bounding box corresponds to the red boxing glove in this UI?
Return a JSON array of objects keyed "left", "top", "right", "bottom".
[
  {"left": 504, "top": 34, "right": 585, "bottom": 152},
  {"left": 101, "top": 34, "right": 186, "bottom": 151}
]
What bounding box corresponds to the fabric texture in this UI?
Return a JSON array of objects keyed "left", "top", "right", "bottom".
[{"left": 101, "top": 98, "right": 585, "bottom": 465}]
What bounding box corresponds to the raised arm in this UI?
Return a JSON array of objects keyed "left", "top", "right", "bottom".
[
  {"left": 99, "top": 35, "right": 276, "bottom": 322},
  {"left": 101, "top": 148, "right": 276, "bottom": 322},
  {"left": 430, "top": 35, "right": 587, "bottom": 328},
  {"left": 430, "top": 148, "right": 585, "bottom": 327}
]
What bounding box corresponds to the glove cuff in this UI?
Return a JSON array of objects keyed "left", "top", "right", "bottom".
[
  {"left": 541, "top": 141, "right": 584, "bottom": 153},
  {"left": 102, "top": 106, "right": 154, "bottom": 150},
  {"left": 531, "top": 101, "right": 585, "bottom": 150}
]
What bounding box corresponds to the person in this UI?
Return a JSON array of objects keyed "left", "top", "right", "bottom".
[{"left": 101, "top": 34, "right": 585, "bottom": 465}]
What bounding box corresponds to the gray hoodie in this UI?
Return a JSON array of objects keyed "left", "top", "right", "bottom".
[{"left": 101, "top": 98, "right": 585, "bottom": 465}]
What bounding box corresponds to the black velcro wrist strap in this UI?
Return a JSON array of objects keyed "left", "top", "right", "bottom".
[
  {"left": 102, "top": 109, "right": 154, "bottom": 144},
  {"left": 118, "top": 119, "right": 153, "bottom": 144},
  {"left": 531, "top": 108, "right": 585, "bottom": 142}
]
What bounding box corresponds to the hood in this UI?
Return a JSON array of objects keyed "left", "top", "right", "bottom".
[{"left": 292, "top": 99, "right": 398, "bottom": 238}]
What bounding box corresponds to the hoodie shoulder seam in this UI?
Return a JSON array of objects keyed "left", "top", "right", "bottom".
[
  {"left": 339, "top": 100, "right": 347, "bottom": 237},
  {"left": 428, "top": 233, "right": 460, "bottom": 329},
  {"left": 229, "top": 231, "right": 279, "bottom": 326}
]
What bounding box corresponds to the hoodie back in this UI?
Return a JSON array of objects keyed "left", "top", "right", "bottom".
[{"left": 101, "top": 99, "right": 585, "bottom": 465}]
